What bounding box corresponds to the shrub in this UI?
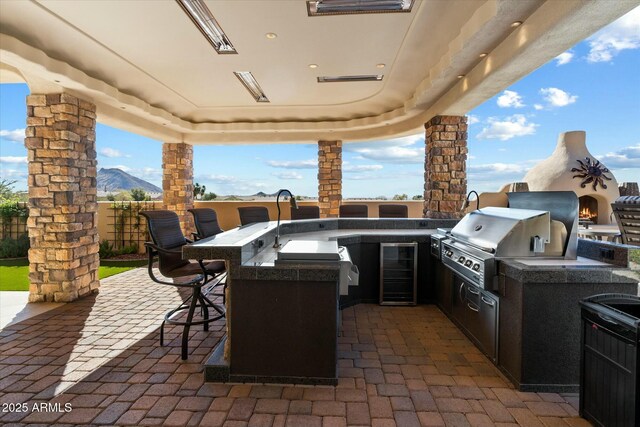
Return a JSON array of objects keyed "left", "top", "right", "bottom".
[
  {"left": 0, "top": 234, "right": 29, "bottom": 258},
  {"left": 99, "top": 240, "right": 139, "bottom": 259}
]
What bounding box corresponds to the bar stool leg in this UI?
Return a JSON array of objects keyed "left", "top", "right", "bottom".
[{"left": 181, "top": 287, "right": 200, "bottom": 360}]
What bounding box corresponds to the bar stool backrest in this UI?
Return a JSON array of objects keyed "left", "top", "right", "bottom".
[
  {"left": 291, "top": 205, "right": 320, "bottom": 220},
  {"left": 339, "top": 204, "right": 368, "bottom": 218},
  {"left": 189, "top": 208, "right": 223, "bottom": 238},
  {"left": 140, "top": 210, "right": 189, "bottom": 276},
  {"left": 379, "top": 204, "right": 408, "bottom": 218},
  {"left": 238, "top": 206, "right": 270, "bottom": 225}
]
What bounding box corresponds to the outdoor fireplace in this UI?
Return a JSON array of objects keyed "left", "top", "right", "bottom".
[
  {"left": 579, "top": 196, "right": 598, "bottom": 223},
  {"left": 523, "top": 131, "right": 620, "bottom": 224}
]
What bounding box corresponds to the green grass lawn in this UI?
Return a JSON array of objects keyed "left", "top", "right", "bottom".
[{"left": 0, "top": 259, "right": 145, "bottom": 291}]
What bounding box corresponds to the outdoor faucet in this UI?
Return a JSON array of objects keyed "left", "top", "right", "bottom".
[
  {"left": 273, "top": 189, "right": 298, "bottom": 248},
  {"left": 460, "top": 190, "right": 480, "bottom": 213}
]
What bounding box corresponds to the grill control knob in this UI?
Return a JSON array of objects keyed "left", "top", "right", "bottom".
[
  {"left": 472, "top": 263, "right": 480, "bottom": 271},
  {"left": 458, "top": 256, "right": 465, "bottom": 263},
  {"left": 464, "top": 260, "right": 472, "bottom": 267}
]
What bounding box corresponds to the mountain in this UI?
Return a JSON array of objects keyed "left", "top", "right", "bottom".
[
  {"left": 97, "top": 168, "right": 162, "bottom": 193},
  {"left": 252, "top": 191, "right": 279, "bottom": 197}
]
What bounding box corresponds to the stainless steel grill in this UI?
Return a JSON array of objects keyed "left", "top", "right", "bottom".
[
  {"left": 438, "top": 191, "right": 579, "bottom": 290},
  {"left": 440, "top": 207, "right": 551, "bottom": 289}
]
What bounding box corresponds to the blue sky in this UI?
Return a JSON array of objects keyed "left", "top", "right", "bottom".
[{"left": 1, "top": 7, "right": 638, "bottom": 197}]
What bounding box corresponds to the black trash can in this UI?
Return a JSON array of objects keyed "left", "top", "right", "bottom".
[{"left": 580, "top": 293, "right": 640, "bottom": 427}]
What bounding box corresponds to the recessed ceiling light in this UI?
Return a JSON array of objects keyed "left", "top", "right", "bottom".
[
  {"left": 309, "top": 64, "right": 319, "bottom": 69},
  {"left": 265, "top": 32, "right": 277, "bottom": 39},
  {"left": 54, "top": 79, "right": 61, "bottom": 83},
  {"left": 376, "top": 63, "right": 386, "bottom": 68},
  {"left": 307, "top": 0, "right": 414, "bottom": 16},
  {"left": 457, "top": 75, "right": 465, "bottom": 79},
  {"left": 176, "top": 0, "right": 237, "bottom": 54},
  {"left": 318, "top": 75, "right": 383, "bottom": 83},
  {"left": 234, "top": 71, "right": 270, "bottom": 102},
  {"left": 511, "top": 21, "right": 522, "bottom": 28},
  {"left": 479, "top": 53, "right": 487, "bottom": 58},
  {"left": 121, "top": 106, "right": 126, "bottom": 109}
]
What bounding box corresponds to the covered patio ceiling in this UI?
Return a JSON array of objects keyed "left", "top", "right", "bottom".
[{"left": 0, "top": 0, "right": 636, "bottom": 144}]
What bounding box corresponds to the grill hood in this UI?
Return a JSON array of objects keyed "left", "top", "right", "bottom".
[{"left": 450, "top": 207, "right": 551, "bottom": 257}]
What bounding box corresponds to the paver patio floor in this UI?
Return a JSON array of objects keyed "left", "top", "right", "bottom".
[{"left": 0, "top": 268, "right": 590, "bottom": 426}]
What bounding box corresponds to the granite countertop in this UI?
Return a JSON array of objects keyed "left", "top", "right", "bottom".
[
  {"left": 181, "top": 218, "right": 639, "bottom": 285},
  {"left": 499, "top": 257, "right": 639, "bottom": 284},
  {"left": 182, "top": 218, "right": 457, "bottom": 282}
]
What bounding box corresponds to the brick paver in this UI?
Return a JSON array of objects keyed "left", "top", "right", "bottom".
[{"left": 0, "top": 268, "right": 589, "bottom": 426}]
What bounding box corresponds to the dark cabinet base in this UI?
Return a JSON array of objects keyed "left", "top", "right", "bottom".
[{"left": 216, "top": 278, "right": 339, "bottom": 385}]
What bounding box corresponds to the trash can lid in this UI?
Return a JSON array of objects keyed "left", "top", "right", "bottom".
[{"left": 580, "top": 293, "right": 640, "bottom": 329}]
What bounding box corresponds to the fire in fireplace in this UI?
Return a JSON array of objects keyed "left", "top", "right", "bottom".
[{"left": 579, "top": 195, "right": 598, "bottom": 223}]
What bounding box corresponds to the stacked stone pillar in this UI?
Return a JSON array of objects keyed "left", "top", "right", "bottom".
[
  {"left": 25, "top": 93, "right": 99, "bottom": 302},
  {"left": 318, "top": 140, "right": 342, "bottom": 218},
  {"left": 423, "top": 115, "right": 468, "bottom": 219},
  {"left": 162, "top": 143, "right": 194, "bottom": 235}
]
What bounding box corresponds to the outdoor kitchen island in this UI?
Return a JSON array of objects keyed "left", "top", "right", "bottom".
[
  {"left": 182, "top": 218, "right": 457, "bottom": 385},
  {"left": 183, "top": 217, "right": 638, "bottom": 389}
]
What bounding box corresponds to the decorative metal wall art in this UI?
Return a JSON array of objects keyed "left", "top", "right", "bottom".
[{"left": 571, "top": 157, "right": 612, "bottom": 191}]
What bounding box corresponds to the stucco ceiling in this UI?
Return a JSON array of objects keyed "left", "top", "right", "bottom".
[{"left": 0, "top": 0, "right": 637, "bottom": 144}]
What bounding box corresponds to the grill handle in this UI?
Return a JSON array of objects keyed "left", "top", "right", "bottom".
[
  {"left": 450, "top": 237, "right": 496, "bottom": 254},
  {"left": 467, "top": 303, "right": 479, "bottom": 312}
]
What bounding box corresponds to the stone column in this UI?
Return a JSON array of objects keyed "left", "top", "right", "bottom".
[
  {"left": 25, "top": 93, "right": 99, "bottom": 302},
  {"left": 423, "top": 115, "right": 468, "bottom": 219},
  {"left": 318, "top": 140, "right": 342, "bottom": 218},
  {"left": 162, "top": 142, "right": 194, "bottom": 235}
]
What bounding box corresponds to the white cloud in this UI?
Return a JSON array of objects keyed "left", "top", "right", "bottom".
[
  {"left": 0, "top": 128, "right": 25, "bottom": 142},
  {"left": 0, "top": 169, "right": 28, "bottom": 180},
  {"left": 533, "top": 104, "right": 544, "bottom": 110},
  {"left": 272, "top": 171, "right": 303, "bottom": 180},
  {"left": 555, "top": 51, "right": 574, "bottom": 66},
  {"left": 540, "top": 87, "right": 577, "bottom": 107},
  {"left": 345, "top": 134, "right": 424, "bottom": 164},
  {"left": 587, "top": 6, "right": 640, "bottom": 63},
  {"left": 343, "top": 164, "right": 383, "bottom": 172},
  {"left": 467, "top": 115, "right": 480, "bottom": 125},
  {"left": 598, "top": 144, "right": 640, "bottom": 169},
  {"left": 476, "top": 115, "right": 538, "bottom": 141},
  {"left": 266, "top": 159, "right": 317, "bottom": 169},
  {"left": 0, "top": 156, "right": 27, "bottom": 164},
  {"left": 467, "top": 162, "right": 531, "bottom": 188},
  {"left": 99, "top": 147, "right": 130, "bottom": 158},
  {"left": 197, "top": 173, "right": 271, "bottom": 195},
  {"left": 497, "top": 90, "right": 525, "bottom": 108}
]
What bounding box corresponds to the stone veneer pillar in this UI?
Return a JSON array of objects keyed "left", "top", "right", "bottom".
[
  {"left": 162, "top": 143, "right": 194, "bottom": 235},
  {"left": 318, "top": 140, "right": 342, "bottom": 218},
  {"left": 25, "top": 93, "right": 99, "bottom": 302},
  {"left": 423, "top": 115, "right": 468, "bottom": 219}
]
